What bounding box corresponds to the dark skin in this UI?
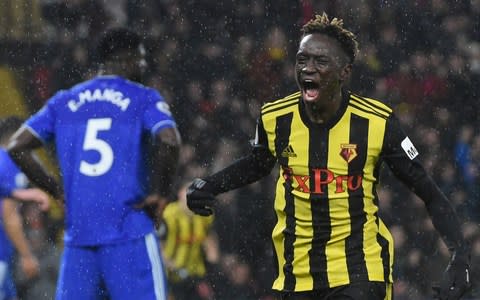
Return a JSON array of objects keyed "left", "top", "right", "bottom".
[
  {"left": 295, "top": 33, "right": 352, "bottom": 124},
  {"left": 7, "top": 44, "right": 181, "bottom": 226}
]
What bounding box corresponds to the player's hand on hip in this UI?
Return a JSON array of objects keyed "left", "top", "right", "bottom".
[
  {"left": 135, "top": 194, "right": 169, "bottom": 228},
  {"left": 432, "top": 251, "right": 471, "bottom": 300},
  {"left": 186, "top": 178, "right": 215, "bottom": 216}
]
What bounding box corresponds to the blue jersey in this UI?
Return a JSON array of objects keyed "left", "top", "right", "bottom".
[
  {"left": 25, "top": 75, "right": 177, "bottom": 246},
  {"left": 0, "top": 149, "right": 29, "bottom": 261}
]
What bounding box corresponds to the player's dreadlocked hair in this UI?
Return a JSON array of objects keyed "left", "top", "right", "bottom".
[{"left": 302, "top": 12, "right": 359, "bottom": 64}]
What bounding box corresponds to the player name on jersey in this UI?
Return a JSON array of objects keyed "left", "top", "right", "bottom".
[{"left": 68, "top": 88, "right": 131, "bottom": 112}]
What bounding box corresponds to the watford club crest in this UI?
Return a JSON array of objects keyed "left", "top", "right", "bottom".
[{"left": 340, "top": 144, "right": 358, "bottom": 163}]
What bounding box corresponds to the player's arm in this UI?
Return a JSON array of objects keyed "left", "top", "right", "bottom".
[
  {"left": 381, "top": 114, "right": 470, "bottom": 299},
  {"left": 7, "top": 126, "right": 63, "bottom": 200},
  {"left": 11, "top": 188, "right": 50, "bottom": 211},
  {"left": 152, "top": 127, "right": 181, "bottom": 198},
  {"left": 187, "top": 119, "right": 276, "bottom": 216},
  {"left": 2, "top": 198, "right": 40, "bottom": 279},
  {"left": 139, "top": 127, "right": 181, "bottom": 226}
]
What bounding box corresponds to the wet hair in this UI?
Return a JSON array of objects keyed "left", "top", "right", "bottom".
[
  {"left": 0, "top": 116, "right": 23, "bottom": 142},
  {"left": 302, "top": 12, "right": 359, "bottom": 64},
  {"left": 96, "top": 27, "right": 142, "bottom": 62}
]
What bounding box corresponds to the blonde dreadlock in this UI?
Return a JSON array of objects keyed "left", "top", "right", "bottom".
[{"left": 302, "top": 12, "right": 359, "bottom": 64}]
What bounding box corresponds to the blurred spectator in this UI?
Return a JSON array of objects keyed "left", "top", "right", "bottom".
[{"left": 161, "top": 181, "right": 219, "bottom": 300}]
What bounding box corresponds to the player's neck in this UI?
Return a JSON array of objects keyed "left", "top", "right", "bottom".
[{"left": 304, "top": 90, "right": 342, "bottom": 124}]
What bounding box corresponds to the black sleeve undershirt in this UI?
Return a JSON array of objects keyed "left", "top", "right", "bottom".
[
  {"left": 382, "top": 114, "right": 468, "bottom": 255},
  {"left": 203, "top": 145, "right": 276, "bottom": 195}
]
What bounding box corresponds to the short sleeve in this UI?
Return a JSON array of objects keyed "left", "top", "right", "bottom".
[
  {"left": 0, "top": 157, "right": 21, "bottom": 198},
  {"left": 25, "top": 94, "right": 61, "bottom": 143},
  {"left": 142, "top": 89, "right": 177, "bottom": 135}
]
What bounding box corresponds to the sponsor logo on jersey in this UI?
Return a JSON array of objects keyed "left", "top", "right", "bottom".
[
  {"left": 281, "top": 145, "right": 297, "bottom": 157},
  {"left": 282, "top": 166, "right": 362, "bottom": 194},
  {"left": 340, "top": 144, "right": 357, "bottom": 163}
]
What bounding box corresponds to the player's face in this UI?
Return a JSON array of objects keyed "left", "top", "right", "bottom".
[{"left": 295, "top": 33, "right": 351, "bottom": 103}]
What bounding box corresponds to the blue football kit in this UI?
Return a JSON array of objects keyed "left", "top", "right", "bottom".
[
  {"left": 25, "top": 75, "right": 175, "bottom": 300},
  {"left": 0, "top": 148, "right": 29, "bottom": 300}
]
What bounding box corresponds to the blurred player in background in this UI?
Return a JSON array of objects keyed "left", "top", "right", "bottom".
[
  {"left": 162, "top": 180, "right": 219, "bottom": 300},
  {"left": 186, "top": 13, "right": 471, "bottom": 300},
  {"left": 6, "top": 28, "right": 181, "bottom": 300},
  {"left": 0, "top": 116, "right": 50, "bottom": 300}
]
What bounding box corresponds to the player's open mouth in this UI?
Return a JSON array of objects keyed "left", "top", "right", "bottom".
[{"left": 302, "top": 79, "right": 320, "bottom": 101}]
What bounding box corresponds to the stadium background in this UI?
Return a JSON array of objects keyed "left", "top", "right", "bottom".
[{"left": 0, "top": 0, "right": 479, "bottom": 299}]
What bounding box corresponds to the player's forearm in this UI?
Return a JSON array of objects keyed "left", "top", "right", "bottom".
[
  {"left": 2, "top": 199, "right": 34, "bottom": 258},
  {"left": 204, "top": 146, "right": 276, "bottom": 195},
  {"left": 417, "top": 178, "right": 468, "bottom": 255},
  {"left": 387, "top": 157, "right": 468, "bottom": 254},
  {"left": 8, "top": 149, "right": 62, "bottom": 199},
  {"left": 153, "top": 143, "right": 179, "bottom": 197},
  {"left": 401, "top": 166, "right": 468, "bottom": 254},
  {"left": 151, "top": 128, "right": 181, "bottom": 198}
]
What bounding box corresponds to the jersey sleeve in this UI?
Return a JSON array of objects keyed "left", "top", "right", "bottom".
[
  {"left": 25, "top": 93, "right": 63, "bottom": 143},
  {"left": 381, "top": 113, "right": 422, "bottom": 178},
  {"left": 142, "top": 89, "right": 177, "bottom": 135},
  {"left": 0, "top": 160, "right": 19, "bottom": 198},
  {"left": 381, "top": 114, "right": 468, "bottom": 254}
]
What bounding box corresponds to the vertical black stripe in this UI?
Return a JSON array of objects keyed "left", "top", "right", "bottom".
[
  {"left": 373, "top": 187, "right": 391, "bottom": 282},
  {"left": 376, "top": 213, "right": 391, "bottom": 282},
  {"left": 309, "top": 126, "right": 331, "bottom": 289},
  {"left": 275, "top": 113, "right": 296, "bottom": 291},
  {"left": 345, "top": 114, "right": 369, "bottom": 282}
]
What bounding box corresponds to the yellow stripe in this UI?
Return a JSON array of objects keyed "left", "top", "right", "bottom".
[
  {"left": 363, "top": 114, "right": 387, "bottom": 280},
  {"left": 262, "top": 91, "right": 301, "bottom": 111},
  {"left": 262, "top": 99, "right": 299, "bottom": 116},
  {"left": 350, "top": 95, "right": 391, "bottom": 117},
  {"left": 272, "top": 177, "right": 287, "bottom": 290},
  {"left": 325, "top": 113, "right": 351, "bottom": 286},
  {"left": 379, "top": 219, "right": 394, "bottom": 282},
  {"left": 350, "top": 94, "right": 392, "bottom": 114},
  {"left": 385, "top": 282, "right": 393, "bottom": 300},
  {"left": 290, "top": 109, "right": 313, "bottom": 290}
]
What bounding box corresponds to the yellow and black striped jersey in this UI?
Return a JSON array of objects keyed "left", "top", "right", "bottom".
[
  {"left": 204, "top": 89, "right": 465, "bottom": 294},
  {"left": 163, "top": 202, "right": 214, "bottom": 281},
  {"left": 258, "top": 91, "right": 396, "bottom": 291}
]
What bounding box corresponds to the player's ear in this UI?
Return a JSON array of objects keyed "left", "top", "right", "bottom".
[{"left": 339, "top": 64, "right": 352, "bottom": 83}]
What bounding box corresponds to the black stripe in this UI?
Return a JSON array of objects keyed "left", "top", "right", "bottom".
[
  {"left": 376, "top": 212, "right": 391, "bottom": 282},
  {"left": 372, "top": 184, "right": 391, "bottom": 282},
  {"left": 350, "top": 98, "right": 389, "bottom": 118},
  {"left": 275, "top": 113, "right": 296, "bottom": 290},
  {"left": 350, "top": 94, "right": 391, "bottom": 115},
  {"left": 262, "top": 100, "right": 299, "bottom": 116},
  {"left": 309, "top": 126, "right": 331, "bottom": 289},
  {"left": 262, "top": 92, "right": 301, "bottom": 109},
  {"left": 345, "top": 114, "right": 369, "bottom": 282},
  {"left": 348, "top": 102, "right": 388, "bottom": 120}
]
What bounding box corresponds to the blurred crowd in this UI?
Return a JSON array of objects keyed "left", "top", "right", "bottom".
[{"left": 0, "top": 0, "right": 480, "bottom": 299}]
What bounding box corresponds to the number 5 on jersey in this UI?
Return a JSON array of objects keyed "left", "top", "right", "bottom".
[{"left": 80, "top": 118, "right": 114, "bottom": 176}]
